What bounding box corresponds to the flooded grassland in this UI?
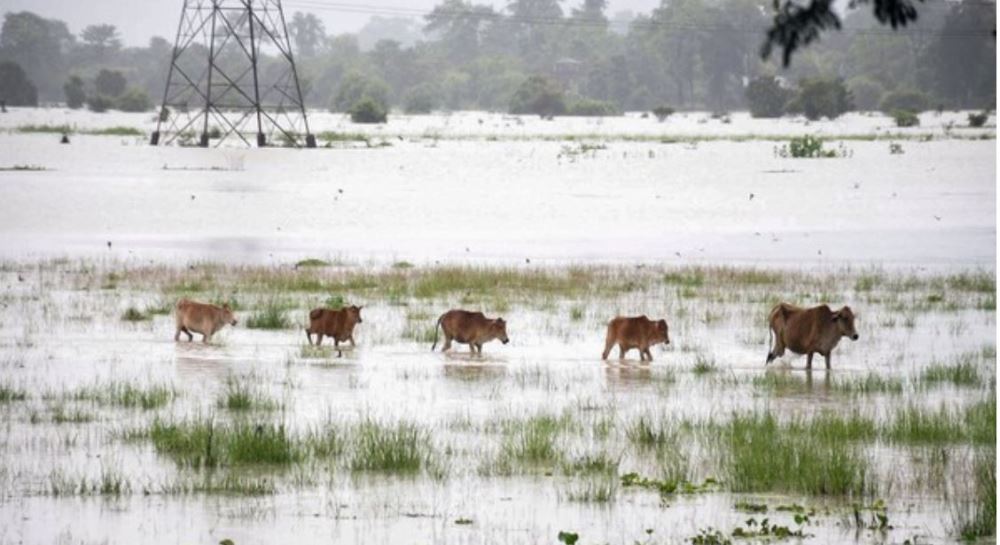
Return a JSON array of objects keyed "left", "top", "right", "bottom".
[{"left": 0, "top": 261, "right": 994, "bottom": 544}]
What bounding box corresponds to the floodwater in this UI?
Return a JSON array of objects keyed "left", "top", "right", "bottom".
[
  {"left": 0, "top": 110, "right": 995, "bottom": 545},
  {"left": 0, "top": 109, "right": 994, "bottom": 266}
]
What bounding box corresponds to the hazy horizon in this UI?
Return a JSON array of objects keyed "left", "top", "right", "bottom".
[{"left": 0, "top": 0, "right": 659, "bottom": 46}]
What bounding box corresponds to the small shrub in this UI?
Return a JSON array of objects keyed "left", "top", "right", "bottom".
[
  {"left": 116, "top": 88, "right": 152, "bottom": 112},
  {"left": 567, "top": 98, "right": 620, "bottom": 117},
  {"left": 968, "top": 111, "right": 989, "bottom": 127},
  {"left": 892, "top": 109, "right": 920, "bottom": 127},
  {"left": 121, "top": 307, "right": 149, "bottom": 322},
  {"left": 509, "top": 75, "right": 566, "bottom": 117},
  {"left": 86, "top": 95, "right": 115, "bottom": 113},
  {"left": 776, "top": 135, "right": 844, "bottom": 158},
  {"left": 651, "top": 105, "right": 675, "bottom": 121},
  {"left": 879, "top": 89, "right": 930, "bottom": 113},
  {"left": 796, "top": 78, "right": 852, "bottom": 121},
  {"left": 64, "top": 76, "right": 86, "bottom": 109},
  {"left": 348, "top": 97, "right": 387, "bottom": 124},
  {"left": 95, "top": 69, "right": 127, "bottom": 97},
  {"left": 745, "top": 76, "right": 793, "bottom": 118},
  {"left": 889, "top": 142, "right": 904, "bottom": 155}
]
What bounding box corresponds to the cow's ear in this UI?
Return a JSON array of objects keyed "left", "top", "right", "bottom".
[
  {"left": 223, "top": 304, "right": 231, "bottom": 311},
  {"left": 831, "top": 311, "right": 840, "bottom": 322}
]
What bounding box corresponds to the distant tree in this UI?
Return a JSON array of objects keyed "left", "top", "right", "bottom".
[
  {"left": 509, "top": 74, "right": 566, "bottom": 116},
  {"left": 572, "top": 0, "right": 608, "bottom": 24},
  {"left": 846, "top": 76, "right": 884, "bottom": 111},
  {"left": 95, "top": 69, "right": 127, "bottom": 98},
  {"left": 288, "top": 12, "right": 325, "bottom": 57},
  {"left": 760, "top": 0, "right": 993, "bottom": 66},
  {"left": 424, "top": 0, "right": 499, "bottom": 64},
  {"left": 0, "top": 61, "right": 38, "bottom": 106},
  {"left": 919, "top": 3, "right": 996, "bottom": 108},
  {"left": 63, "top": 75, "right": 85, "bottom": 108},
  {"left": 80, "top": 24, "right": 121, "bottom": 60},
  {"left": 879, "top": 89, "right": 929, "bottom": 113},
  {"left": 745, "top": 75, "right": 792, "bottom": 118},
  {"left": 403, "top": 82, "right": 441, "bottom": 113},
  {"left": 0, "top": 12, "right": 74, "bottom": 100}
]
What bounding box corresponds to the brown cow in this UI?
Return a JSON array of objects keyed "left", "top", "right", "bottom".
[
  {"left": 431, "top": 309, "right": 509, "bottom": 354},
  {"left": 766, "top": 303, "right": 859, "bottom": 369},
  {"left": 602, "top": 315, "right": 670, "bottom": 362},
  {"left": 174, "top": 299, "right": 237, "bottom": 343},
  {"left": 306, "top": 305, "right": 363, "bottom": 355}
]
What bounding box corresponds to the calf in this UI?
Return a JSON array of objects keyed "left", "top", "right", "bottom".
[
  {"left": 174, "top": 299, "right": 237, "bottom": 343},
  {"left": 431, "top": 309, "right": 509, "bottom": 354},
  {"left": 602, "top": 315, "right": 670, "bottom": 362},
  {"left": 306, "top": 305, "right": 363, "bottom": 355}
]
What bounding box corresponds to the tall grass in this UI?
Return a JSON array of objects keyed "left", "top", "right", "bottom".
[
  {"left": 246, "top": 300, "right": 291, "bottom": 330},
  {"left": 954, "top": 450, "right": 996, "bottom": 540},
  {"left": 350, "top": 419, "right": 432, "bottom": 473},
  {"left": 722, "top": 411, "right": 873, "bottom": 496},
  {"left": 886, "top": 400, "right": 994, "bottom": 445},
  {"left": 920, "top": 354, "right": 982, "bottom": 387}
]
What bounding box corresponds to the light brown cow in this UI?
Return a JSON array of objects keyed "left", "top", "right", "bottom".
[
  {"left": 431, "top": 309, "right": 509, "bottom": 354},
  {"left": 766, "top": 303, "right": 859, "bottom": 369},
  {"left": 174, "top": 298, "right": 237, "bottom": 343},
  {"left": 602, "top": 315, "right": 670, "bottom": 362},
  {"left": 306, "top": 305, "right": 363, "bottom": 355}
]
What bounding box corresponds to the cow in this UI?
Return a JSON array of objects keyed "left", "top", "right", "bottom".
[
  {"left": 174, "top": 299, "right": 237, "bottom": 343},
  {"left": 431, "top": 309, "right": 509, "bottom": 354},
  {"left": 766, "top": 303, "right": 859, "bottom": 369},
  {"left": 306, "top": 305, "right": 363, "bottom": 355},
  {"left": 602, "top": 315, "right": 670, "bottom": 362}
]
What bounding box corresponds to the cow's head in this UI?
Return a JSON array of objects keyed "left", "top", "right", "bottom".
[
  {"left": 656, "top": 318, "right": 670, "bottom": 345},
  {"left": 492, "top": 318, "right": 509, "bottom": 344},
  {"left": 222, "top": 303, "right": 238, "bottom": 326},
  {"left": 832, "top": 306, "right": 858, "bottom": 341},
  {"left": 348, "top": 305, "right": 363, "bottom": 324}
]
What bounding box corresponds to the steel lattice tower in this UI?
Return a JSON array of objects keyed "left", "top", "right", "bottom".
[{"left": 151, "top": 0, "right": 316, "bottom": 148}]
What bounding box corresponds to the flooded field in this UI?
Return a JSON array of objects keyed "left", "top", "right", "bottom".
[{"left": 0, "top": 110, "right": 995, "bottom": 544}]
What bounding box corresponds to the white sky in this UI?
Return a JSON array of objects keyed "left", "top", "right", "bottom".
[{"left": 0, "top": 0, "right": 660, "bottom": 46}]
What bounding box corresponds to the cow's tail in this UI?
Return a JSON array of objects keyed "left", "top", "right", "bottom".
[{"left": 431, "top": 314, "right": 443, "bottom": 351}]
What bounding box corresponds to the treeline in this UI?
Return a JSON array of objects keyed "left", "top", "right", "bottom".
[{"left": 0, "top": 0, "right": 994, "bottom": 117}]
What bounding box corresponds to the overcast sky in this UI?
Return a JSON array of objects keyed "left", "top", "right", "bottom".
[{"left": 0, "top": 0, "right": 661, "bottom": 46}]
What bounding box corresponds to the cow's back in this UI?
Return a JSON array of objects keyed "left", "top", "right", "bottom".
[
  {"left": 177, "top": 300, "right": 217, "bottom": 331},
  {"left": 441, "top": 310, "right": 487, "bottom": 339}
]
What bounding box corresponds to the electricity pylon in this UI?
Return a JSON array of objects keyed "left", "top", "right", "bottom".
[{"left": 151, "top": 0, "right": 316, "bottom": 148}]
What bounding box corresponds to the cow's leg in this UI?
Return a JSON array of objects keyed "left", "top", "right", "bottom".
[
  {"left": 618, "top": 345, "right": 627, "bottom": 360},
  {"left": 315, "top": 333, "right": 324, "bottom": 346},
  {"left": 442, "top": 336, "right": 452, "bottom": 352},
  {"left": 602, "top": 337, "right": 615, "bottom": 360},
  {"left": 349, "top": 336, "right": 356, "bottom": 347},
  {"left": 174, "top": 328, "right": 181, "bottom": 342},
  {"left": 824, "top": 353, "right": 832, "bottom": 370},
  {"left": 203, "top": 332, "right": 211, "bottom": 344},
  {"left": 305, "top": 329, "right": 313, "bottom": 345},
  {"left": 185, "top": 328, "right": 193, "bottom": 342},
  {"left": 643, "top": 348, "right": 654, "bottom": 362},
  {"left": 806, "top": 352, "right": 813, "bottom": 369}
]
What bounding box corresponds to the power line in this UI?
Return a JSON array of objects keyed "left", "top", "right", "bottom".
[{"left": 283, "top": 0, "right": 996, "bottom": 38}]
